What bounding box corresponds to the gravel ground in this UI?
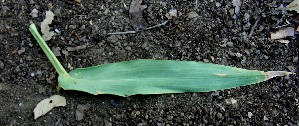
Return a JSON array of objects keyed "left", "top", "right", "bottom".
[{"left": 0, "top": 0, "right": 298, "bottom": 125}]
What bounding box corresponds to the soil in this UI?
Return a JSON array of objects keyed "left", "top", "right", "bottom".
[{"left": 0, "top": 0, "right": 298, "bottom": 125}]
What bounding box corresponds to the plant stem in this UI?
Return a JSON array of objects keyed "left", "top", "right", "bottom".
[{"left": 29, "top": 22, "right": 69, "bottom": 76}]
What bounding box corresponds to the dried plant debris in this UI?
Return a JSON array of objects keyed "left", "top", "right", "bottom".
[
  {"left": 286, "top": 0, "right": 299, "bottom": 13},
  {"left": 277, "top": 40, "right": 290, "bottom": 44},
  {"left": 129, "top": 0, "right": 147, "bottom": 30},
  {"left": 41, "top": 10, "right": 55, "bottom": 41},
  {"left": 270, "top": 27, "right": 295, "bottom": 40},
  {"left": 33, "top": 95, "right": 66, "bottom": 119}
]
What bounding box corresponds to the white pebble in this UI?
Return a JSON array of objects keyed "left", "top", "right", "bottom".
[
  {"left": 55, "top": 28, "right": 61, "bottom": 35},
  {"left": 248, "top": 112, "right": 253, "bottom": 118},
  {"left": 30, "top": 8, "right": 39, "bottom": 18},
  {"left": 168, "top": 8, "right": 177, "bottom": 17}
]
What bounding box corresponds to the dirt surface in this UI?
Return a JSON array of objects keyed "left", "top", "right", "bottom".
[{"left": 0, "top": 0, "right": 298, "bottom": 125}]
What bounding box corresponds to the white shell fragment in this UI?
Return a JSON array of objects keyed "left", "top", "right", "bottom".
[
  {"left": 41, "top": 10, "right": 55, "bottom": 41},
  {"left": 33, "top": 95, "right": 66, "bottom": 119},
  {"left": 286, "top": 0, "right": 299, "bottom": 13},
  {"left": 270, "top": 27, "right": 295, "bottom": 40}
]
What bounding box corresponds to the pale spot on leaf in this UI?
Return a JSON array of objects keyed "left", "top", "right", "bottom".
[{"left": 216, "top": 74, "right": 228, "bottom": 77}]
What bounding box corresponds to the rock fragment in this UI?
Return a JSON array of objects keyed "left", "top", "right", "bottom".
[
  {"left": 187, "top": 11, "right": 199, "bottom": 19},
  {"left": 232, "top": 0, "right": 242, "bottom": 15}
]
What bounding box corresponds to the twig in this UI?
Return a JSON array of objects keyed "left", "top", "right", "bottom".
[
  {"left": 145, "top": 21, "right": 168, "bottom": 30},
  {"left": 248, "top": 17, "right": 260, "bottom": 38},
  {"left": 107, "top": 21, "right": 168, "bottom": 35},
  {"left": 107, "top": 31, "right": 137, "bottom": 35}
]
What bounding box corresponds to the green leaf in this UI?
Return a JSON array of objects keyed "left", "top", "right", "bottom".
[
  {"left": 58, "top": 60, "right": 291, "bottom": 96},
  {"left": 29, "top": 22, "right": 292, "bottom": 97}
]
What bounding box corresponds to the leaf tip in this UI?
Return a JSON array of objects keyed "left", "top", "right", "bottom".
[{"left": 265, "top": 71, "right": 294, "bottom": 80}]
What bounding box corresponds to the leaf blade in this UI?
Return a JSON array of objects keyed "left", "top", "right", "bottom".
[{"left": 59, "top": 60, "right": 268, "bottom": 96}]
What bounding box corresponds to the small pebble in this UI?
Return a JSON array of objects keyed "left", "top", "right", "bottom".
[
  {"left": 187, "top": 11, "right": 199, "bottom": 19},
  {"left": 18, "top": 47, "right": 25, "bottom": 55},
  {"left": 69, "top": 25, "right": 77, "bottom": 29},
  {"left": 229, "top": 8, "right": 235, "bottom": 16},
  {"left": 168, "top": 8, "right": 177, "bottom": 17},
  {"left": 80, "top": 25, "right": 86, "bottom": 30},
  {"left": 145, "top": 115, "right": 149, "bottom": 119},
  {"left": 232, "top": 0, "right": 241, "bottom": 14},
  {"left": 107, "top": 35, "right": 118, "bottom": 43},
  {"left": 287, "top": 66, "right": 295, "bottom": 73},
  {"left": 293, "top": 56, "right": 298, "bottom": 63},
  {"left": 248, "top": 112, "right": 253, "bottom": 118},
  {"left": 0, "top": 61, "right": 4, "bottom": 69},
  {"left": 29, "top": 9, "right": 38, "bottom": 18},
  {"left": 226, "top": 42, "right": 234, "bottom": 47},
  {"left": 243, "top": 13, "right": 250, "bottom": 22},
  {"left": 225, "top": 98, "right": 237, "bottom": 105},
  {"left": 125, "top": 46, "right": 132, "bottom": 51},
  {"left": 215, "top": 2, "right": 221, "bottom": 7},
  {"left": 264, "top": 55, "right": 269, "bottom": 59},
  {"left": 217, "top": 112, "right": 223, "bottom": 119},
  {"left": 166, "top": 8, "right": 177, "bottom": 19},
  {"left": 263, "top": 115, "right": 268, "bottom": 121},
  {"left": 137, "top": 123, "right": 146, "bottom": 126},
  {"left": 62, "top": 50, "right": 69, "bottom": 56},
  {"left": 52, "top": 47, "right": 61, "bottom": 56},
  {"left": 54, "top": 8, "right": 61, "bottom": 16},
  {"left": 26, "top": 56, "right": 33, "bottom": 61},
  {"left": 211, "top": 91, "right": 219, "bottom": 96},
  {"left": 55, "top": 29, "right": 61, "bottom": 35},
  {"left": 235, "top": 52, "right": 242, "bottom": 58},
  {"left": 135, "top": 111, "right": 140, "bottom": 115},
  {"left": 157, "top": 123, "right": 163, "bottom": 126},
  {"left": 15, "top": 66, "right": 21, "bottom": 72},
  {"left": 104, "top": 120, "right": 112, "bottom": 126},
  {"left": 203, "top": 59, "right": 209, "bottom": 63}
]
